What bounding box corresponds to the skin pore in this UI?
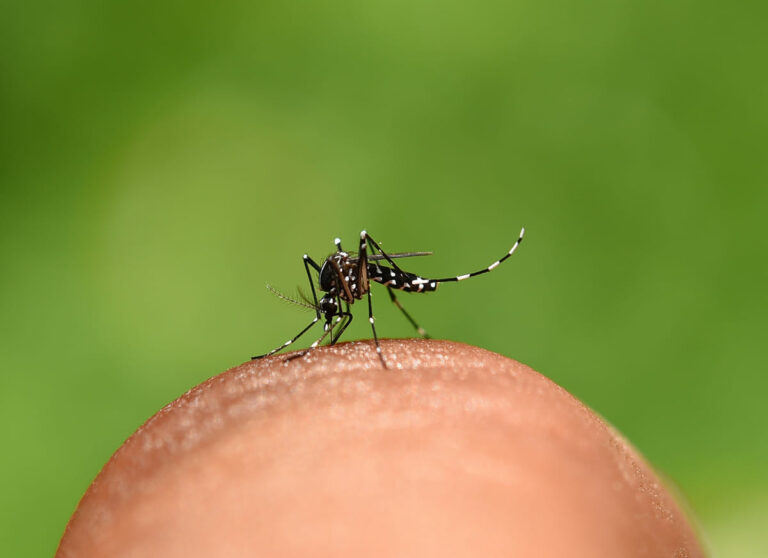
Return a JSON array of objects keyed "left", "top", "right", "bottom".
[{"left": 57, "top": 339, "right": 705, "bottom": 557}]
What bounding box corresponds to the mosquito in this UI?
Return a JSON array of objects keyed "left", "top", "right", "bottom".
[{"left": 252, "top": 227, "right": 525, "bottom": 368}]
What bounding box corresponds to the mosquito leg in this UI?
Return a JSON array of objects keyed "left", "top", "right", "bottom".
[
  {"left": 331, "top": 309, "right": 353, "bottom": 344},
  {"left": 325, "top": 297, "right": 345, "bottom": 346},
  {"left": 356, "top": 231, "right": 369, "bottom": 295},
  {"left": 387, "top": 287, "right": 430, "bottom": 338},
  {"left": 334, "top": 237, "right": 343, "bottom": 252},
  {"left": 367, "top": 288, "right": 387, "bottom": 368},
  {"left": 364, "top": 231, "right": 436, "bottom": 295},
  {"left": 303, "top": 254, "right": 322, "bottom": 309},
  {"left": 330, "top": 301, "right": 352, "bottom": 345},
  {"left": 327, "top": 314, "right": 336, "bottom": 346},
  {"left": 427, "top": 227, "right": 526, "bottom": 284},
  {"left": 251, "top": 316, "right": 320, "bottom": 359},
  {"left": 285, "top": 319, "right": 335, "bottom": 361},
  {"left": 363, "top": 232, "right": 409, "bottom": 275}
]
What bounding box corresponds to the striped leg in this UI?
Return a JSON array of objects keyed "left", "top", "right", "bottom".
[
  {"left": 363, "top": 231, "right": 409, "bottom": 275},
  {"left": 360, "top": 230, "right": 386, "bottom": 367},
  {"left": 285, "top": 317, "right": 340, "bottom": 361},
  {"left": 251, "top": 315, "right": 320, "bottom": 359},
  {"left": 356, "top": 231, "right": 369, "bottom": 293},
  {"left": 387, "top": 287, "right": 430, "bottom": 338},
  {"left": 309, "top": 319, "right": 336, "bottom": 350},
  {"left": 367, "top": 287, "right": 387, "bottom": 368},
  {"left": 426, "top": 227, "right": 525, "bottom": 284},
  {"left": 303, "top": 254, "right": 322, "bottom": 308},
  {"left": 328, "top": 297, "right": 349, "bottom": 345},
  {"left": 364, "top": 232, "right": 430, "bottom": 336},
  {"left": 331, "top": 306, "right": 353, "bottom": 344}
]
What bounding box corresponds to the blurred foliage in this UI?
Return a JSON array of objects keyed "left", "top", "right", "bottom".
[{"left": 1, "top": 1, "right": 766, "bottom": 556}]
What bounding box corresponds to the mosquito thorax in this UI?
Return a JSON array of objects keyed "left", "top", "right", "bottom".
[
  {"left": 318, "top": 259, "right": 334, "bottom": 291},
  {"left": 318, "top": 253, "right": 348, "bottom": 291}
]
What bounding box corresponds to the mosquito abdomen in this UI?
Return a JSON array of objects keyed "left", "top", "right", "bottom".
[{"left": 368, "top": 264, "right": 438, "bottom": 293}]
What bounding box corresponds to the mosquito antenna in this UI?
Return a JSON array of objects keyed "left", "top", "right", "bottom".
[{"left": 266, "top": 284, "right": 318, "bottom": 311}]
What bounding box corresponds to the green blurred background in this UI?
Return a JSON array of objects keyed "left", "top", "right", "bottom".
[{"left": 1, "top": 1, "right": 766, "bottom": 555}]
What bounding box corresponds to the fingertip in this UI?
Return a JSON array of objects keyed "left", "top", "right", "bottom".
[{"left": 58, "top": 339, "right": 705, "bottom": 558}]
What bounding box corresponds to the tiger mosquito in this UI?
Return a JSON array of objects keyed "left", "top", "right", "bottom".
[{"left": 252, "top": 228, "right": 525, "bottom": 368}]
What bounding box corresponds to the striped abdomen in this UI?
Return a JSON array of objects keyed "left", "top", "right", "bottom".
[{"left": 367, "top": 264, "right": 438, "bottom": 293}]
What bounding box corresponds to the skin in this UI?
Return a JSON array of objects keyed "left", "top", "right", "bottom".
[{"left": 57, "top": 339, "right": 705, "bottom": 557}]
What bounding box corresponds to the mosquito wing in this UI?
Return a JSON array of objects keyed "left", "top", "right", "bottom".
[{"left": 351, "top": 251, "right": 433, "bottom": 263}]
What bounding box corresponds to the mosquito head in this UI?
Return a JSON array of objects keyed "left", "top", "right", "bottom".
[{"left": 318, "top": 295, "right": 338, "bottom": 320}]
